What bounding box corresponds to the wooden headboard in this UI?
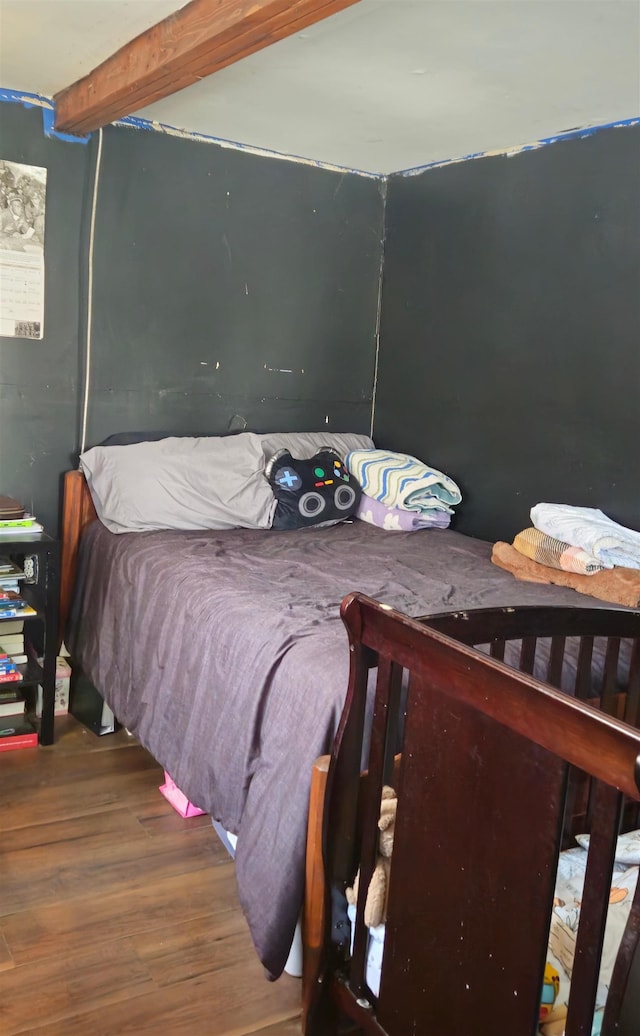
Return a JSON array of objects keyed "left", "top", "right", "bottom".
[{"left": 59, "top": 470, "right": 97, "bottom": 648}]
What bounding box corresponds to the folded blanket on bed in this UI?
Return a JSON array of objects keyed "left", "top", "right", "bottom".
[
  {"left": 531, "top": 504, "right": 640, "bottom": 570},
  {"left": 356, "top": 493, "right": 451, "bottom": 532},
  {"left": 346, "top": 450, "right": 461, "bottom": 515},
  {"left": 513, "top": 528, "right": 605, "bottom": 576},
  {"left": 491, "top": 541, "right": 640, "bottom": 608}
]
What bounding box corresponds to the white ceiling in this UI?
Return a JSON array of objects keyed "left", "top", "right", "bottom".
[{"left": 0, "top": 0, "right": 638, "bottom": 174}]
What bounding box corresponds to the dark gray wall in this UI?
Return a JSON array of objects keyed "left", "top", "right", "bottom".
[
  {"left": 0, "top": 104, "right": 384, "bottom": 535},
  {"left": 86, "top": 125, "right": 384, "bottom": 444},
  {"left": 0, "top": 103, "right": 90, "bottom": 535},
  {"left": 374, "top": 125, "right": 640, "bottom": 542},
  {"left": 3, "top": 103, "right": 637, "bottom": 545}
]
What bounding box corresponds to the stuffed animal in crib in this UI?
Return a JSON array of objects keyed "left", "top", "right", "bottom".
[
  {"left": 346, "top": 786, "right": 397, "bottom": 928},
  {"left": 539, "top": 961, "right": 567, "bottom": 1035}
]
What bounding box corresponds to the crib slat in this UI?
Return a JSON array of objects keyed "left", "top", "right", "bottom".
[
  {"left": 602, "top": 875, "right": 640, "bottom": 1034},
  {"left": 519, "top": 635, "right": 537, "bottom": 674},
  {"left": 546, "top": 634, "right": 566, "bottom": 688},
  {"left": 601, "top": 637, "right": 621, "bottom": 715},
  {"left": 574, "top": 636, "right": 595, "bottom": 699},
  {"left": 565, "top": 782, "right": 622, "bottom": 1035},
  {"left": 490, "top": 639, "right": 506, "bottom": 661},
  {"left": 350, "top": 656, "right": 400, "bottom": 999},
  {"left": 624, "top": 638, "right": 640, "bottom": 727},
  {"left": 623, "top": 638, "right": 640, "bottom": 832}
]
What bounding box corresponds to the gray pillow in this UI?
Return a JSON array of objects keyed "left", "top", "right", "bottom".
[
  {"left": 260, "top": 430, "right": 374, "bottom": 462},
  {"left": 80, "top": 434, "right": 275, "bottom": 534}
]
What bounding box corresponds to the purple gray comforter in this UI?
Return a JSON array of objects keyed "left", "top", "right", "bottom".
[{"left": 67, "top": 520, "right": 609, "bottom": 977}]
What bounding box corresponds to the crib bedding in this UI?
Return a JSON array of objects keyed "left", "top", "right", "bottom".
[
  {"left": 349, "top": 843, "right": 640, "bottom": 1035},
  {"left": 67, "top": 518, "right": 625, "bottom": 979}
]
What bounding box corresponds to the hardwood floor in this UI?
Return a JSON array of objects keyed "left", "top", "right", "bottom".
[{"left": 0, "top": 716, "right": 302, "bottom": 1035}]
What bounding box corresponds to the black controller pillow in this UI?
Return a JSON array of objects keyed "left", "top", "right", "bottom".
[{"left": 266, "top": 448, "right": 361, "bottom": 530}]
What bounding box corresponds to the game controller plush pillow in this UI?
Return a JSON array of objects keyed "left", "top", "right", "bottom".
[{"left": 266, "top": 448, "right": 361, "bottom": 530}]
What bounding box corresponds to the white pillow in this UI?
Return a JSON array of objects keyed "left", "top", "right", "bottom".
[
  {"left": 575, "top": 828, "right": 640, "bottom": 866},
  {"left": 81, "top": 434, "right": 275, "bottom": 534}
]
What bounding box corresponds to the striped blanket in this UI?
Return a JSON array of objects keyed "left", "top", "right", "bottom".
[
  {"left": 346, "top": 450, "right": 462, "bottom": 515},
  {"left": 513, "top": 528, "right": 605, "bottom": 576}
]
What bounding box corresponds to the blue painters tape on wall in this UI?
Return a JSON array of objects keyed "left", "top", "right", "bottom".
[
  {"left": 117, "top": 113, "right": 380, "bottom": 178},
  {"left": 0, "top": 87, "right": 90, "bottom": 143},
  {"left": 41, "top": 106, "right": 90, "bottom": 144},
  {"left": 0, "top": 86, "right": 42, "bottom": 108},
  {"left": 399, "top": 116, "right": 640, "bottom": 177}
]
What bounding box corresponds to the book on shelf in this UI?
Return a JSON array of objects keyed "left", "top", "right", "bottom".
[
  {"left": 0, "top": 556, "right": 26, "bottom": 572},
  {"left": 0, "top": 619, "right": 24, "bottom": 635},
  {"left": 0, "top": 515, "right": 44, "bottom": 535},
  {"left": 0, "top": 646, "right": 27, "bottom": 663},
  {"left": 0, "top": 590, "right": 24, "bottom": 605},
  {"left": 0, "top": 670, "right": 21, "bottom": 683},
  {"left": 0, "top": 628, "right": 24, "bottom": 640},
  {"left": 0, "top": 578, "right": 25, "bottom": 591},
  {"left": 0, "top": 604, "right": 36, "bottom": 619},
  {"left": 0, "top": 714, "right": 38, "bottom": 751},
  {"left": 0, "top": 558, "right": 26, "bottom": 581},
  {"left": 0, "top": 513, "right": 39, "bottom": 527},
  {"left": 0, "top": 695, "right": 25, "bottom": 717},
  {"left": 0, "top": 590, "right": 24, "bottom": 603},
  {"left": 0, "top": 684, "right": 24, "bottom": 701},
  {"left": 0, "top": 633, "right": 25, "bottom": 651}
]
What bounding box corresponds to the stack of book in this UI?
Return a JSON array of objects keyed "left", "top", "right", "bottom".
[
  {"left": 0, "top": 684, "right": 24, "bottom": 709},
  {"left": 0, "top": 654, "right": 37, "bottom": 750},
  {"left": 0, "top": 615, "right": 27, "bottom": 663},
  {"left": 0, "top": 558, "right": 30, "bottom": 656},
  {"left": 0, "top": 651, "right": 21, "bottom": 684},
  {"left": 0, "top": 501, "right": 41, "bottom": 751},
  {"left": 0, "top": 513, "right": 44, "bottom": 536},
  {"left": 0, "top": 586, "right": 36, "bottom": 622}
]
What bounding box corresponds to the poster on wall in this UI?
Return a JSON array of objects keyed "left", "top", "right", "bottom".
[{"left": 0, "top": 159, "right": 47, "bottom": 340}]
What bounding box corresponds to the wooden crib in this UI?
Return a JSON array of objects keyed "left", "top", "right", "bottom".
[{"left": 303, "top": 597, "right": 640, "bottom": 1036}]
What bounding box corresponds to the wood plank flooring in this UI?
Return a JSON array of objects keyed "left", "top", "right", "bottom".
[{"left": 0, "top": 716, "right": 302, "bottom": 1035}]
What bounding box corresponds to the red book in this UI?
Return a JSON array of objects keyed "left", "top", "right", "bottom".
[
  {"left": 0, "top": 590, "right": 22, "bottom": 603},
  {"left": 0, "top": 672, "right": 21, "bottom": 683},
  {"left": 0, "top": 716, "right": 38, "bottom": 751}
]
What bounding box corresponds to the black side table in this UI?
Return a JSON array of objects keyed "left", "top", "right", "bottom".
[{"left": 0, "top": 531, "right": 61, "bottom": 745}]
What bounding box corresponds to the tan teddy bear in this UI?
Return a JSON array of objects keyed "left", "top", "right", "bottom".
[{"left": 346, "top": 786, "right": 397, "bottom": 928}]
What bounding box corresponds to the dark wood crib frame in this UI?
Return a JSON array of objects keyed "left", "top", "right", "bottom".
[{"left": 303, "top": 596, "right": 640, "bottom": 1036}]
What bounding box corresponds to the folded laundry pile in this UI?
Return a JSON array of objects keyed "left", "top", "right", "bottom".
[
  {"left": 493, "top": 503, "right": 640, "bottom": 608},
  {"left": 346, "top": 449, "right": 462, "bottom": 532},
  {"left": 530, "top": 503, "right": 640, "bottom": 571}
]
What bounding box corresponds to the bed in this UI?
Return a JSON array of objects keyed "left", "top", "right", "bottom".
[
  {"left": 59, "top": 442, "right": 639, "bottom": 990},
  {"left": 304, "top": 596, "right": 640, "bottom": 1035}
]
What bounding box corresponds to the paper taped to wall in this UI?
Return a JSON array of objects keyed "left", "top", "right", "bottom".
[{"left": 0, "top": 159, "right": 46, "bottom": 339}]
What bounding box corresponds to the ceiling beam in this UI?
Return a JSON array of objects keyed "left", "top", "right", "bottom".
[{"left": 54, "top": 0, "right": 362, "bottom": 135}]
